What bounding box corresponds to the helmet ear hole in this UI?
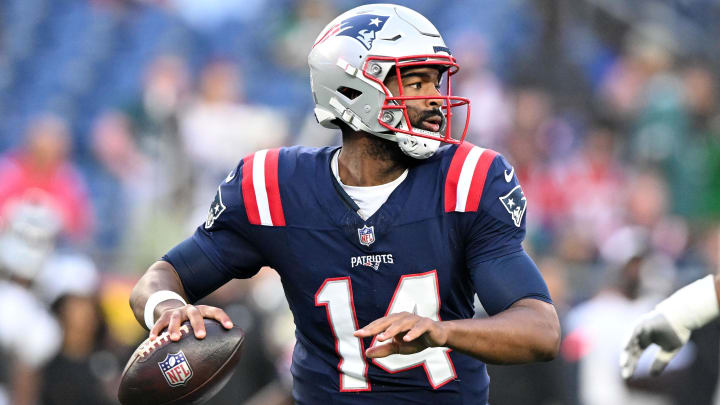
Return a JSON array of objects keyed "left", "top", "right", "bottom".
[{"left": 337, "top": 86, "right": 362, "bottom": 100}]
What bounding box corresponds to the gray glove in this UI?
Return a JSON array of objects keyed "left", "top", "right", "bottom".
[
  {"left": 620, "top": 311, "right": 688, "bottom": 379},
  {"left": 621, "top": 275, "right": 719, "bottom": 380}
]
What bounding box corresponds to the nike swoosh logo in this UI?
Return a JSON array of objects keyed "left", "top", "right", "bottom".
[{"left": 504, "top": 168, "right": 514, "bottom": 183}]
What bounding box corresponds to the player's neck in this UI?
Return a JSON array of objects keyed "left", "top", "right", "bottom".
[{"left": 338, "top": 131, "right": 411, "bottom": 186}]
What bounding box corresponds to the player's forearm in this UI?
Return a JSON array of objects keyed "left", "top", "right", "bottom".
[
  {"left": 441, "top": 299, "right": 560, "bottom": 364},
  {"left": 656, "top": 274, "right": 720, "bottom": 333},
  {"left": 130, "top": 260, "right": 188, "bottom": 329}
]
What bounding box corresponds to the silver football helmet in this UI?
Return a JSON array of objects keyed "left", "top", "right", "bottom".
[{"left": 308, "top": 4, "right": 470, "bottom": 159}]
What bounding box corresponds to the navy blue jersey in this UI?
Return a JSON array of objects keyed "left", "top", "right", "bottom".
[{"left": 165, "top": 143, "right": 551, "bottom": 404}]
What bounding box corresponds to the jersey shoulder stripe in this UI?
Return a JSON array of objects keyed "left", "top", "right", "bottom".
[
  {"left": 241, "top": 148, "right": 286, "bottom": 226},
  {"left": 444, "top": 142, "right": 497, "bottom": 213}
]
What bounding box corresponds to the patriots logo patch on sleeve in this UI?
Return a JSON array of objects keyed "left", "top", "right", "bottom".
[
  {"left": 205, "top": 187, "right": 226, "bottom": 229},
  {"left": 314, "top": 14, "right": 389, "bottom": 50},
  {"left": 499, "top": 185, "right": 527, "bottom": 227}
]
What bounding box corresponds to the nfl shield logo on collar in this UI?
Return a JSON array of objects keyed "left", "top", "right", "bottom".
[
  {"left": 158, "top": 351, "right": 194, "bottom": 387},
  {"left": 358, "top": 225, "right": 375, "bottom": 246}
]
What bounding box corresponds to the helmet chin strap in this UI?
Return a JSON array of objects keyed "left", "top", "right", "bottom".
[
  {"left": 395, "top": 130, "right": 440, "bottom": 160},
  {"left": 393, "top": 109, "right": 445, "bottom": 159}
]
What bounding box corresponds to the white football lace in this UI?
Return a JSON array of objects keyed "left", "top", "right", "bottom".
[{"left": 137, "top": 325, "right": 191, "bottom": 359}]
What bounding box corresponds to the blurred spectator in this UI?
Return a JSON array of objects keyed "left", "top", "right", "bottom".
[
  {"left": 125, "top": 54, "right": 192, "bottom": 214},
  {"left": 504, "top": 86, "right": 571, "bottom": 236},
  {"left": 180, "top": 59, "right": 288, "bottom": 224},
  {"left": 599, "top": 25, "right": 675, "bottom": 121},
  {"left": 554, "top": 122, "right": 627, "bottom": 247},
  {"left": 123, "top": 54, "right": 198, "bottom": 265},
  {"left": 0, "top": 114, "right": 94, "bottom": 243},
  {"left": 86, "top": 111, "right": 153, "bottom": 268},
  {"left": 623, "top": 170, "right": 689, "bottom": 260},
  {"left": 564, "top": 245, "right": 675, "bottom": 405},
  {"left": 27, "top": 234, "right": 123, "bottom": 405},
  {"left": 452, "top": 31, "right": 511, "bottom": 150},
  {"left": 127, "top": 54, "right": 189, "bottom": 150},
  {"left": 0, "top": 202, "right": 63, "bottom": 405},
  {"left": 41, "top": 292, "right": 115, "bottom": 405},
  {"left": 666, "top": 61, "right": 720, "bottom": 219}
]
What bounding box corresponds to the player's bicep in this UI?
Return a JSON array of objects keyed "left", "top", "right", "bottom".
[
  {"left": 469, "top": 250, "right": 552, "bottom": 316},
  {"left": 462, "top": 153, "right": 529, "bottom": 262},
  {"left": 162, "top": 237, "right": 226, "bottom": 303},
  {"left": 164, "top": 230, "right": 265, "bottom": 302},
  {"left": 480, "top": 154, "right": 527, "bottom": 230}
]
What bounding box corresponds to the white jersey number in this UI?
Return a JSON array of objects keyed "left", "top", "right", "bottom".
[{"left": 314, "top": 270, "right": 456, "bottom": 392}]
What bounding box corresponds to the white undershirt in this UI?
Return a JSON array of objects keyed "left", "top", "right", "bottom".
[{"left": 331, "top": 150, "right": 408, "bottom": 220}]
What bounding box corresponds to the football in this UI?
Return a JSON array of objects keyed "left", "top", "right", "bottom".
[{"left": 118, "top": 319, "right": 245, "bottom": 405}]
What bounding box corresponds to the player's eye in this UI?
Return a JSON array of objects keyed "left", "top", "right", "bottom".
[{"left": 406, "top": 82, "right": 422, "bottom": 89}]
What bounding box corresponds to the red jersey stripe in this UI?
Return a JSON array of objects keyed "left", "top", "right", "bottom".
[
  {"left": 264, "top": 148, "right": 285, "bottom": 226},
  {"left": 444, "top": 142, "right": 474, "bottom": 212},
  {"left": 241, "top": 153, "right": 261, "bottom": 225},
  {"left": 465, "top": 149, "right": 497, "bottom": 212}
]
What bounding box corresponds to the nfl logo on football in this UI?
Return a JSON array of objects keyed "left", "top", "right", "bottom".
[
  {"left": 158, "top": 351, "right": 194, "bottom": 387},
  {"left": 358, "top": 225, "right": 375, "bottom": 246}
]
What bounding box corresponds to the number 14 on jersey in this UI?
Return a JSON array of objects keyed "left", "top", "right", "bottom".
[{"left": 315, "top": 270, "right": 456, "bottom": 391}]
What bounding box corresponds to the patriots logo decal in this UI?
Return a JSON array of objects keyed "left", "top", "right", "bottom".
[
  {"left": 314, "top": 14, "right": 389, "bottom": 50},
  {"left": 499, "top": 185, "right": 527, "bottom": 227},
  {"left": 205, "top": 187, "right": 226, "bottom": 229}
]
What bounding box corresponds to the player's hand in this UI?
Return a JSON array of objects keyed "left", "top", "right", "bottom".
[
  {"left": 150, "top": 303, "right": 234, "bottom": 342},
  {"left": 620, "top": 311, "right": 690, "bottom": 379},
  {"left": 354, "top": 312, "right": 448, "bottom": 358}
]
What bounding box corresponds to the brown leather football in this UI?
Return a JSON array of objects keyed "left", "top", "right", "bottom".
[{"left": 118, "top": 319, "right": 244, "bottom": 405}]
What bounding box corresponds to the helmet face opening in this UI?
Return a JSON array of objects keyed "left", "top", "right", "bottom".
[{"left": 363, "top": 55, "right": 471, "bottom": 145}]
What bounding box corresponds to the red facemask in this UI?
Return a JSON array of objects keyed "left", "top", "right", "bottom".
[{"left": 362, "top": 54, "right": 471, "bottom": 145}]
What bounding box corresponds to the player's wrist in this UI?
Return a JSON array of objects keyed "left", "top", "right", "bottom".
[
  {"left": 144, "top": 290, "right": 187, "bottom": 330},
  {"left": 434, "top": 320, "right": 454, "bottom": 348}
]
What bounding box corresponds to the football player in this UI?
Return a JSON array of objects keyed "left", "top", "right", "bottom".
[
  {"left": 129, "top": 4, "right": 561, "bottom": 403},
  {"left": 620, "top": 274, "right": 720, "bottom": 379}
]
